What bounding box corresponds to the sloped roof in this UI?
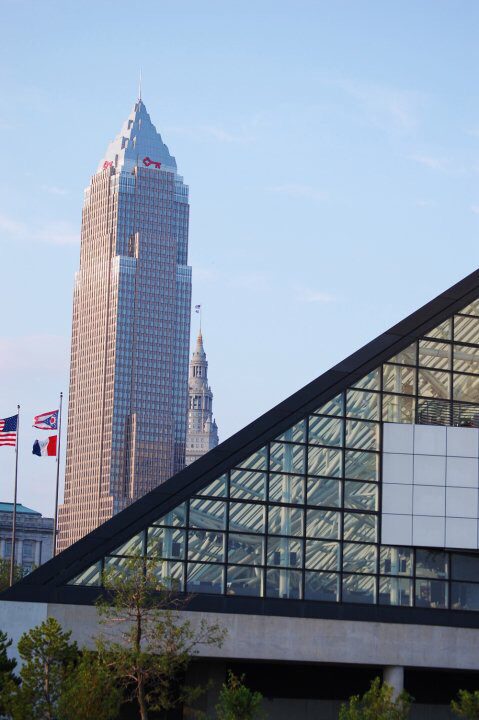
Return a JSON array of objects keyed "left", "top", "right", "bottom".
[{"left": 4, "top": 268, "right": 479, "bottom": 607}]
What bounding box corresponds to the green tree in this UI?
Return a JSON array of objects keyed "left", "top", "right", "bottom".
[
  {"left": 2, "top": 617, "right": 78, "bottom": 720},
  {"left": 452, "top": 690, "right": 479, "bottom": 719},
  {"left": 215, "top": 671, "right": 265, "bottom": 720},
  {"left": 57, "top": 651, "right": 122, "bottom": 720},
  {"left": 0, "top": 560, "right": 24, "bottom": 592},
  {"left": 96, "top": 556, "right": 226, "bottom": 720},
  {"left": 339, "top": 677, "right": 411, "bottom": 720},
  {"left": 0, "top": 630, "right": 19, "bottom": 714}
]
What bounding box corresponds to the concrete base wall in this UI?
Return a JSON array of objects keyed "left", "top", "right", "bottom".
[{"left": 260, "top": 699, "right": 454, "bottom": 720}]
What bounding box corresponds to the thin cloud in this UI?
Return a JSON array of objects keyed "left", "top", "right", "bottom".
[
  {"left": 166, "top": 124, "right": 254, "bottom": 145},
  {"left": 415, "top": 199, "right": 436, "bottom": 208},
  {"left": 41, "top": 185, "right": 68, "bottom": 196},
  {"left": 0, "top": 335, "right": 69, "bottom": 373},
  {"left": 296, "top": 286, "right": 337, "bottom": 304},
  {"left": 411, "top": 155, "right": 446, "bottom": 171},
  {"left": 0, "top": 212, "right": 78, "bottom": 245},
  {"left": 470, "top": 205, "right": 479, "bottom": 215},
  {"left": 267, "top": 184, "right": 328, "bottom": 202}
]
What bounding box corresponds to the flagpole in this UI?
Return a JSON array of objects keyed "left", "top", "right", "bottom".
[
  {"left": 53, "top": 392, "right": 63, "bottom": 556},
  {"left": 9, "top": 405, "right": 20, "bottom": 587}
]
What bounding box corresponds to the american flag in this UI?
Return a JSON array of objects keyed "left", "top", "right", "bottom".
[{"left": 0, "top": 415, "right": 18, "bottom": 447}]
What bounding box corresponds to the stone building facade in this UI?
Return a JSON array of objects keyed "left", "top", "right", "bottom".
[
  {"left": 185, "top": 333, "right": 219, "bottom": 465},
  {"left": 0, "top": 503, "right": 53, "bottom": 573}
]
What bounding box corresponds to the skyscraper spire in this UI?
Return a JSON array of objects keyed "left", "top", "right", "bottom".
[{"left": 185, "top": 332, "right": 219, "bottom": 466}]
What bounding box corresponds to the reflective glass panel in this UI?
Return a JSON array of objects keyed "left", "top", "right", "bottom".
[
  {"left": 230, "top": 469, "right": 266, "bottom": 501},
  {"left": 151, "top": 561, "right": 184, "bottom": 591},
  {"left": 229, "top": 502, "right": 266, "bottom": 534},
  {"left": 307, "top": 477, "right": 341, "bottom": 508},
  {"left": 342, "top": 574, "right": 376, "bottom": 604},
  {"left": 458, "top": 300, "right": 479, "bottom": 317},
  {"left": 419, "top": 340, "right": 451, "bottom": 370},
  {"left": 346, "top": 390, "right": 380, "bottom": 420},
  {"left": 228, "top": 533, "right": 264, "bottom": 566},
  {"left": 313, "top": 394, "right": 343, "bottom": 416},
  {"left": 104, "top": 556, "right": 140, "bottom": 579},
  {"left": 187, "top": 530, "right": 225, "bottom": 563},
  {"left": 189, "top": 499, "right": 226, "bottom": 530},
  {"left": 305, "top": 540, "right": 340, "bottom": 571},
  {"left": 268, "top": 505, "right": 303, "bottom": 536},
  {"left": 415, "top": 578, "right": 448, "bottom": 608},
  {"left": 308, "top": 416, "right": 343, "bottom": 447},
  {"left": 270, "top": 442, "right": 306, "bottom": 474},
  {"left": 306, "top": 509, "right": 340, "bottom": 539},
  {"left": 344, "top": 481, "right": 378, "bottom": 511},
  {"left": 379, "top": 577, "right": 413, "bottom": 606},
  {"left": 453, "top": 373, "right": 479, "bottom": 403},
  {"left": 197, "top": 475, "right": 227, "bottom": 497},
  {"left": 267, "top": 537, "right": 303, "bottom": 568},
  {"left": 343, "top": 513, "right": 377, "bottom": 542},
  {"left": 343, "top": 543, "right": 377, "bottom": 574},
  {"left": 275, "top": 420, "right": 307, "bottom": 444},
  {"left": 269, "top": 474, "right": 304, "bottom": 505},
  {"left": 266, "top": 568, "right": 301, "bottom": 599},
  {"left": 68, "top": 562, "right": 102, "bottom": 586},
  {"left": 451, "top": 553, "right": 479, "bottom": 582},
  {"left": 236, "top": 447, "right": 268, "bottom": 471},
  {"left": 111, "top": 532, "right": 144, "bottom": 557},
  {"left": 187, "top": 563, "right": 224, "bottom": 594},
  {"left": 454, "top": 345, "right": 479, "bottom": 375},
  {"left": 425, "top": 318, "right": 452, "bottom": 341},
  {"left": 146, "top": 527, "right": 185, "bottom": 559},
  {"left": 416, "top": 549, "right": 448, "bottom": 578},
  {"left": 153, "top": 502, "right": 186, "bottom": 527},
  {"left": 380, "top": 546, "right": 413, "bottom": 576},
  {"left": 383, "top": 365, "right": 416, "bottom": 395},
  {"left": 451, "top": 582, "right": 479, "bottom": 611},
  {"left": 388, "top": 342, "right": 417, "bottom": 366},
  {"left": 308, "top": 447, "right": 342, "bottom": 478},
  {"left": 226, "top": 565, "right": 263, "bottom": 597},
  {"left": 304, "top": 571, "right": 339, "bottom": 601},
  {"left": 382, "top": 394, "right": 415, "bottom": 424},
  {"left": 418, "top": 369, "right": 450, "bottom": 399},
  {"left": 351, "top": 369, "right": 380, "bottom": 391},
  {"left": 345, "top": 420, "right": 378, "bottom": 451},
  {"left": 344, "top": 451, "right": 379, "bottom": 482},
  {"left": 455, "top": 315, "right": 479, "bottom": 344}
]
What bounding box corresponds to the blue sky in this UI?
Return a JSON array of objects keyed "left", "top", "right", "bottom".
[{"left": 1, "top": 0, "right": 479, "bottom": 516}]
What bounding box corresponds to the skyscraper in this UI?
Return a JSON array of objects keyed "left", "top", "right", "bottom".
[
  {"left": 185, "top": 333, "right": 219, "bottom": 465},
  {"left": 58, "top": 98, "right": 191, "bottom": 551}
]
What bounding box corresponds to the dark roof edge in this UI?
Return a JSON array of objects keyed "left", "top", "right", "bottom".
[{"left": 3, "top": 268, "right": 479, "bottom": 600}]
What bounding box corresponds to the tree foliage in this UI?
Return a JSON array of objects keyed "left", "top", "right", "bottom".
[
  {"left": 57, "top": 651, "right": 122, "bottom": 720},
  {"left": 0, "top": 561, "right": 24, "bottom": 592},
  {"left": 0, "top": 630, "right": 18, "bottom": 714},
  {"left": 2, "top": 617, "right": 78, "bottom": 720},
  {"left": 452, "top": 690, "right": 479, "bottom": 719},
  {"left": 339, "top": 677, "right": 411, "bottom": 720},
  {"left": 96, "top": 556, "right": 226, "bottom": 720},
  {"left": 215, "top": 671, "right": 265, "bottom": 720}
]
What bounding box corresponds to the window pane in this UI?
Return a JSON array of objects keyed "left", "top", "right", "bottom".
[
  {"left": 189, "top": 499, "right": 226, "bottom": 530},
  {"left": 269, "top": 474, "right": 304, "bottom": 504},
  {"left": 382, "top": 394, "right": 415, "bottom": 424},
  {"left": 228, "top": 533, "right": 264, "bottom": 565},
  {"left": 270, "top": 442, "right": 306, "bottom": 474},
  {"left": 458, "top": 300, "right": 479, "bottom": 317},
  {"left": 455, "top": 315, "right": 479, "bottom": 345},
  {"left": 344, "top": 481, "right": 378, "bottom": 511},
  {"left": 419, "top": 340, "right": 451, "bottom": 370},
  {"left": 388, "top": 342, "right": 417, "bottom": 366},
  {"left": 227, "top": 565, "right": 263, "bottom": 597},
  {"left": 111, "top": 532, "right": 144, "bottom": 557},
  {"left": 380, "top": 546, "right": 413, "bottom": 576},
  {"left": 379, "top": 577, "right": 413, "bottom": 606},
  {"left": 146, "top": 527, "right": 185, "bottom": 559},
  {"left": 343, "top": 543, "right": 377, "bottom": 574},
  {"left": 266, "top": 568, "right": 301, "bottom": 599},
  {"left": 351, "top": 369, "right": 380, "bottom": 391},
  {"left": 69, "top": 562, "right": 102, "bottom": 587},
  {"left": 313, "top": 394, "right": 343, "bottom": 416},
  {"left": 153, "top": 502, "right": 186, "bottom": 527},
  {"left": 305, "top": 540, "right": 340, "bottom": 570},
  {"left": 346, "top": 420, "right": 378, "bottom": 451},
  {"left": 304, "top": 571, "right": 339, "bottom": 601},
  {"left": 418, "top": 369, "right": 450, "bottom": 399},
  {"left": 267, "top": 537, "right": 302, "bottom": 568},
  {"left": 307, "top": 477, "right": 341, "bottom": 508},
  {"left": 268, "top": 505, "right": 303, "bottom": 536},
  {"left": 275, "top": 420, "right": 306, "bottom": 444},
  {"left": 453, "top": 373, "right": 479, "bottom": 403},
  {"left": 451, "top": 582, "right": 479, "bottom": 611},
  {"left": 343, "top": 513, "right": 377, "bottom": 542},
  {"left": 425, "top": 318, "right": 452, "bottom": 341},
  {"left": 415, "top": 578, "right": 448, "bottom": 608},
  {"left": 229, "top": 502, "right": 265, "bottom": 534},
  {"left": 236, "top": 447, "right": 268, "bottom": 471},
  {"left": 344, "top": 451, "right": 379, "bottom": 482},
  {"left": 306, "top": 509, "right": 340, "bottom": 539},
  {"left": 383, "top": 365, "right": 416, "bottom": 395},
  {"left": 451, "top": 553, "right": 479, "bottom": 582},
  {"left": 308, "top": 416, "right": 343, "bottom": 447},
  {"left": 308, "top": 447, "right": 342, "bottom": 477},
  {"left": 230, "top": 469, "right": 266, "bottom": 501},
  {"left": 188, "top": 530, "right": 225, "bottom": 563},
  {"left": 416, "top": 549, "right": 448, "bottom": 579},
  {"left": 187, "top": 563, "right": 224, "bottom": 594},
  {"left": 104, "top": 556, "right": 140, "bottom": 580},
  {"left": 151, "top": 561, "right": 184, "bottom": 591},
  {"left": 454, "top": 344, "right": 479, "bottom": 375},
  {"left": 346, "top": 390, "right": 380, "bottom": 420},
  {"left": 342, "top": 574, "right": 376, "bottom": 604},
  {"left": 197, "top": 475, "right": 227, "bottom": 497}
]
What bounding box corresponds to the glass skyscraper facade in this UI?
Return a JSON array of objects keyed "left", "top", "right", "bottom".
[{"left": 58, "top": 99, "right": 191, "bottom": 551}]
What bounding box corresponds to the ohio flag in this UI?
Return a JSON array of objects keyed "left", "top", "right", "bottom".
[
  {"left": 32, "top": 436, "right": 57, "bottom": 457},
  {"left": 33, "top": 410, "right": 58, "bottom": 431}
]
